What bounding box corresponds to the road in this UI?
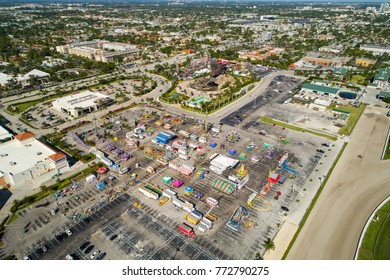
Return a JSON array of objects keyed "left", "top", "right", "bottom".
[
  {"left": 0, "top": 54, "right": 191, "bottom": 136},
  {"left": 160, "top": 70, "right": 298, "bottom": 124},
  {"left": 287, "top": 106, "right": 390, "bottom": 259}
]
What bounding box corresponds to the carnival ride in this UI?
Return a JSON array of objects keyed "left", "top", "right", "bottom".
[
  {"left": 226, "top": 205, "right": 250, "bottom": 231},
  {"left": 225, "top": 129, "right": 241, "bottom": 143},
  {"left": 260, "top": 170, "right": 280, "bottom": 196},
  {"left": 278, "top": 153, "right": 300, "bottom": 175},
  {"left": 247, "top": 192, "right": 273, "bottom": 211},
  {"left": 236, "top": 164, "right": 249, "bottom": 177}
]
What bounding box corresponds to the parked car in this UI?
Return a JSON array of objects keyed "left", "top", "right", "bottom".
[
  {"left": 90, "top": 250, "right": 101, "bottom": 260},
  {"left": 65, "top": 228, "right": 73, "bottom": 236},
  {"left": 321, "top": 143, "right": 330, "bottom": 147},
  {"left": 80, "top": 241, "right": 90, "bottom": 250},
  {"left": 281, "top": 206, "right": 289, "bottom": 212},
  {"left": 110, "top": 234, "right": 118, "bottom": 241},
  {"left": 96, "top": 252, "right": 107, "bottom": 260},
  {"left": 84, "top": 245, "right": 94, "bottom": 254},
  {"left": 316, "top": 149, "right": 325, "bottom": 153}
]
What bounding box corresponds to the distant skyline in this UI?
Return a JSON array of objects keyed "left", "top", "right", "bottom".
[{"left": 0, "top": 0, "right": 388, "bottom": 3}]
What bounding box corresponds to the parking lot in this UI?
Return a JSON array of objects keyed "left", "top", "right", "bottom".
[
  {"left": 221, "top": 75, "right": 302, "bottom": 126},
  {"left": 4, "top": 74, "right": 345, "bottom": 260}
]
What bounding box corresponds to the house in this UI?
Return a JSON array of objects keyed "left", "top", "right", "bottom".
[
  {"left": 333, "top": 67, "right": 349, "bottom": 76},
  {"left": 22, "top": 69, "right": 50, "bottom": 82}
]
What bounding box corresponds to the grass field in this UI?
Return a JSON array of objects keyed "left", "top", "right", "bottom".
[
  {"left": 383, "top": 137, "right": 390, "bottom": 160},
  {"left": 358, "top": 200, "right": 390, "bottom": 260},
  {"left": 259, "top": 116, "right": 338, "bottom": 141},
  {"left": 351, "top": 75, "right": 367, "bottom": 85},
  {"left": 328, "top": 103, "right": 366, "bottom": 135}
]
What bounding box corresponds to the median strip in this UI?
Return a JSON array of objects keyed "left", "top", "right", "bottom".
[{"left": 259, "top": 116, "right": 338, "bottom": 141}]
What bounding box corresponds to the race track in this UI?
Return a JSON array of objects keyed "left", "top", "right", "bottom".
[{"left": 287, "top": 106, "right": 390, "bottom": 259}]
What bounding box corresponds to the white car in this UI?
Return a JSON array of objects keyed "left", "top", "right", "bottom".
[
  {"left": 90, "top": 250, "right": 101, "bottom": 260},
  {"left": 65, "top": 229, "right": 73, "bottom": 236},
  {"left": 66, "top": 254, "right": 73, "bottom": 260}
]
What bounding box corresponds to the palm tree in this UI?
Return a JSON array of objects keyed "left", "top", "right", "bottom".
[{"left": 263, "top": 238, "right": 275, "bottom": 252}]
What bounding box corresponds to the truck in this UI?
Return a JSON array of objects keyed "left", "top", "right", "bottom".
[
  {"left": 178, "top": 223, "right": 195, "bottom": 238},
  {"left": 179, "top": 154, "right": 190, "bottom": 161},
  {"left": 278, "top": 175, "right": 287, "bottom": 185},
  {"left": 138, "top": 186, "right": 159, "bottom": 200},
  {"left": 162, "top": 189, "right": 176, "bottom": 199},
  {"left": 178, "top": 148, "right": 188, "bottom": 155},
  {"left": 200, "top": 217, "right": 213, "bottom": 229},
  {"left": 197, "top": 222, "right": 208, "bottom": 233},
  {"left": 172, "top": 196, "right": 185, "bottom": 208},
  {"left": 191, "top": 210, "right": 203, "bottom": 220},
  {"left": 184, "top": 213, "right": 200, "bottom": 225}
]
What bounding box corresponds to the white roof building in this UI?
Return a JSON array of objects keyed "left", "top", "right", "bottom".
[
  {"left": 22, "top": 69, "right": 50, "bottom": 80},
  {"left": 0, "top": 125, "right": 13, "bottom": 141},
  {"left": 0, "top": 132, "right": 69, "bottom": 188},
  {"left": 52, "top": 90, "right": 114, "bottom": 117},
  {"left": 0, "top": 73, "right": 13, "bottom": 87}
]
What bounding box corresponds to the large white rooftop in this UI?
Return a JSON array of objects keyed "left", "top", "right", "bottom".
[
  {"left": 52, "top": 90, "right": 109, "bottom": 110},
  {"left": 0, "top": 125, "right": 12, "bottom": 141},
  {"left": 0, "top": 138, "right": 55, "bottom": 175}
]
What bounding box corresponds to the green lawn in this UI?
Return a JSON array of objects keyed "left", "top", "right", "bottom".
[
  {"left": 383, "top": 137, "right": 390, "bottom": 160},
  {"left": 259, "top": 116, "right": 338, "bottom": 141},
  {"left": 351, "top": 75, "right": 367, "bottom": 85},
  {"left": 328, "top": 103, "right": 366, "bottom": 135},
  {"left": 358, "top": 201, "right": 390, "bottom": 260}
]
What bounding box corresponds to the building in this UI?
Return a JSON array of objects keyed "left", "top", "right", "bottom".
[
  {"left": 302, "top": 53, "right": 349, "bottom": 67},
  {"left": 360, "top": 44, "right": 390, "bottom": 55},
  {"left": 318, "top": 45, "right": 344, "bottom": 54},
  {"left": 312, "top": 79, "right": 332, "bottom": 86},
  {"left": 370, "top": 68, "right": 390, "bottom": 89},
  {"left": 301, "top": 83, "right": 339, "bottom": 95},
  {"left": 379, "top": 3, "right": 390, "bottom": 13},
  {"left": 0, "top": 132, "right": 69, "bottom": 188},
  {"left": 22, "top": 69, "right": 50, "bottom": 83},
  {"left": 0, "top": 125, "right": 12, "bottom": 142},
  {"left": 156, "top": 131, "right": 176, "bottom": 144},
  {"left": 378, "top": 91, "right": 390, "bottom": 100},
  {"left": 52, "top": 90, "right": 114, "bottom": 117},
  {"left": 333, "top": 67, "right": 349, "bottom": 76},
  {"left": 0, "top": 73, "right": 13, "bottom": 87},
  {"left": 56, "top": 40, "right": 140, "bottom": 62},
  {"left": 308, "top": 99, "right": 331, "bottom": 112},
  {"left": 356, "top": 58, "right": 376, "bottom": 67}
]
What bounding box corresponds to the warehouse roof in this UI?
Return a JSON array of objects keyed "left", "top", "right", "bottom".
[
  {"left": 302, "top": 83, "right": 339, "bottom": 94},
  {"left": 379, "top": 91, "right": 390, "bottom": 98}
]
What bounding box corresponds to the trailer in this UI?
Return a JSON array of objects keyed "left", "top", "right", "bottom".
[
  {"left": 184, "top": 213, "right": 200, "bottom": 225},
  {"left": 200, "top": 217, "right": 213, "bottom": 229},
  {"left": 162, "top": 189, "right": 176, "bottom": 199},
  {"left": 172, "top": 197, "right": 185, "bottom": 208},
  {"left": 138, "top": 186, "right": 159, "bottom": 200},
  {"left": 178, "top": 223, "right": 195, "bottom": 238},
  {"left": 197, "top": 222, "right": 208, "bottom": 233}
]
